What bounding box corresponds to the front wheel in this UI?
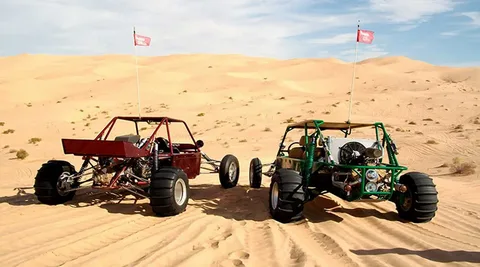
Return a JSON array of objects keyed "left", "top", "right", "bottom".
[
  {"left": 219, "top": 154, "right": 240, "bottom": 188},
  {"left": 34, "top": 160, "right": 78, "bottom": 205},
  {"left": 149, "top": 167, "right": 190, "bottom": 216},
  {"left": 249, "top": 157, "right": 262, "bottom": 188},
  {"left": 394, "top": 172, "right": 438, "bottom": 223},
  {"left": 269, "top": 168, "right": 306, "bottom": 223}
]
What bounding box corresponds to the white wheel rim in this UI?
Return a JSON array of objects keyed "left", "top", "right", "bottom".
[
  {"left": 249, "top": 162, "right": 253, "bottom": 184},
  {"left": 57, "top": 172, "right": 70, "bottom": 196},
  {"left": 174, "top": 179, "right": 187, "bottom": 206},
  {"left": 271, "top": 182, "right": 279, "bottom": 209},
  {"left": 229, "top": 162, "right": 237, "bottom": 181}
]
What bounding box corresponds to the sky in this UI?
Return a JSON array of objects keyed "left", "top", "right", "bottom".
[{"left": 0, "top": 0, "right": 479, "bottom": 66}]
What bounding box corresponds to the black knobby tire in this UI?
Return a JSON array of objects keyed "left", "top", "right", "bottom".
[
  {"left": 395, "top": 172, "right": 439, "bottom": 223},
  {"left": 249, "top": 157, "right": 262, "bottom": 188},
  {"left": 149, "top": 166, "right": 190, "bottom": 216},
  {"left": 33, "top": 160, "right": 77, "bottom": 205},
  {"left": 219, "top": 154, "right": 239, "bottom": 189},
  {"left": 274, "top": 158, "right": 282, "bottom": 170},
  {"left": 269, "top": 168, "right": 306, "bottom": 223}
]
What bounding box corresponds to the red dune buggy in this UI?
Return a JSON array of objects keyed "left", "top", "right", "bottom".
[{"left": 30, "top": 116, "right": 240, "bottom": 216}]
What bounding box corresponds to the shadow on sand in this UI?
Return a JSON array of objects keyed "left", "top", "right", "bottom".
[
  {"left": 187, "top": 184, "right": 405, "bottom": 223},
  {"left": 3, "top": 185, "right": 478, "bottom": 264},
  {"left": 303, "top": 195, "right": 406, "bottom": 223},
  {"left": 1, "top": 183, "right": 405, "bottom": 223},
  {"left": 0, "top": 187, "right": 137, "bottom": 206},
  {"left": 350, "top": 248, "right": 480, "bottom": 264}
]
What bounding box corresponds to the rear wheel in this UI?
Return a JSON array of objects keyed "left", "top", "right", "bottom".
[
  {"left": 33, "top": 160, "right": 77, "bottom": 205},
  {"left": 249, "top": 157, "right": 262, "bottom": 188},
  {"left": 149, "top": 167, "right": 190, "bottom": 216},
  {"left": 219, "top": 154, "right": 239, "bottom": 188},
  {"left": 269, "top": 168, "right": 306, "bottom": 223},
  {"left": 394, "top": 172, "right": 438, "bottom": 223}
]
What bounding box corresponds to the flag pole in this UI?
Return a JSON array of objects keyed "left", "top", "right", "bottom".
[
  {"left": 133, "top": 26, "right": 142, "bottom": 118},
  {"left": 347, "top": 20, "right": 360, "bottom": 124}
]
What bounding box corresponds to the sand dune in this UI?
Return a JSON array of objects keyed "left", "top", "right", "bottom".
[{"left": 0, "top": 54, "right": 479, "bottom": 267}]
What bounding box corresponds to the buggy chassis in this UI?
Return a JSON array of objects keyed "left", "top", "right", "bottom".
[
  {"left": 248, "top": 120, "right": 439, "bottom": 223},
  {"left": 17, "top": 116, "right": 240, "bottom": 216}
]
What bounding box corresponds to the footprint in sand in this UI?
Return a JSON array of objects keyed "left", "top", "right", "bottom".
[
  {"left": 210, "top": 231, "right": 233, "bottom": 248},
  {"left": 229, "top": 259, "right": 245, "bottom": 267},
  {"left": 229, "top": 250, "right": 250, "bottom": 260},
  {"left": 224, "top": 250, "right": 249, "bottom": 267},
  {"left": 210, "top": 241, "right": 219, "bottom": 249},
  {"left": 192, "top": 244, "right": 204, "bottom": 251},
  {"left": 222, "top": 232, "right": 233, "bottom": 239}
]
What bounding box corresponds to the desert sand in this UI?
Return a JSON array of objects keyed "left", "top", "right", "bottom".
[{"left": 0, "top": 53, "right": 479, "bottom": 267}]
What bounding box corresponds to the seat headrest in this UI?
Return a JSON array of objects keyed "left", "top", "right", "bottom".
[
  {"left": 299, "top": 135, "right": 314, "bottom": 146},
  {"left": 114, "top": 134, "right": 141, "bottom": 144}
]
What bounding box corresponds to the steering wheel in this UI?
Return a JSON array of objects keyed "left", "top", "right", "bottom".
[
  {"left": 155, "top": 137, "right": 180, "bottom": 153},
  {"left": 287, "top": 141, "right": 301, "bottom": 151}
]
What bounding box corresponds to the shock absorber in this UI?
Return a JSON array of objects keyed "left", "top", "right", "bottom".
[{"left": 153, "top": 142, "right": 159, "bottom": 172}]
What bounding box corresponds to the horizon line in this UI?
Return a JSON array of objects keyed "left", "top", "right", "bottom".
[{"left": 1, "top": 53, "right": 479, "bottom": 68}]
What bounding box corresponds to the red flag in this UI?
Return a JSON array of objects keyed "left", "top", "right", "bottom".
[
  {"left": 134, "top": 33, "right": 151, "bottom": 46},
  {"left": 357, "top": 29, "right": 374, "bottom": 44}
]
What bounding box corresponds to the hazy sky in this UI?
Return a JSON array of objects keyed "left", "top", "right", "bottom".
[{"left": 1, "top": 0, "right": 479, "bottom": 66}]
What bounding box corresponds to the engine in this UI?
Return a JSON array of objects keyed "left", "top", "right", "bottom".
[
  {"left": 132, "top": 158, "right": 152, "bottom": 179},
  {"left": 91, "top": 155, "right": 153, "bottom": 186},
  {"left": 326, "top": 136, "right": 383, "bottom": 166},
  {"left": 325, "top": 136, "right": 392, "bottom": 198},
  {"left": 92, "top": 164, "right": 115, "bottom": 186}
]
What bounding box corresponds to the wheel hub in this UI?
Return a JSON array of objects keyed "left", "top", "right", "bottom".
[
  {"left": 228, "top": 162, "right": 237, "bottom": 182},
  {"left": 174, "top": 179, "right": 187, "bottom": 206},
  {"left": 271, "top": 182, "right": 279, "bottom": 209},
  {"left": 400, "top": 190, "right": 413, "bottom": 211},
  {"left": 56, "top": 172, "right": 73, "bottom": 196},
  {"left": 249, "top": 162, "right": 253, "bottom": 184}
]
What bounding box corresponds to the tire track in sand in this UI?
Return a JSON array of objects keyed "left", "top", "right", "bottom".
[
  {"left": 0, "top": 194, "right": 148, "bottom": 256},
  {"left": 367, "top": 201, "right": 480, "bottom": 243},
  {"left": 242, "top": 221, "right": 281, "bottom": 267},
  {"left": 120, "top": 217, "right": 229, "bottom": 267},
  {"left": 0, "top": 190, "right": 116, "bottom": 228},
  {"left": 440, "top": 132, "right": 479, "bottom": 156},
  {"left": 13, "top": 209, "right": 203, "bottom": 267},
  {"left": 337, "top": 201, "right": 475, "bottom": 267},
  {"left": 307, "top": 198, "right": 437, "bottom": 267},
  {"left": 0, "top": 213, "right": 142, "bottom": 263},
  {"left": 409, "top": 223, "right": 480, "bottom": 250},
  {"left": 275, "top": 220, "right": 358, "bottom": 267},
  {"left": 230, "top": 220, "right": 309, "bottom": 267},
  {"left": 157, "top": 222, "right": 241, "bottom": 267},
  {"left": 0, "top": 210, "right": 123, "bottom": 254},
  {"left": 271, "top": 220, "right": 310, "bottom": 267},
  {"left": 367, "top": 201, "right": 480, "bottom": 249}
]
